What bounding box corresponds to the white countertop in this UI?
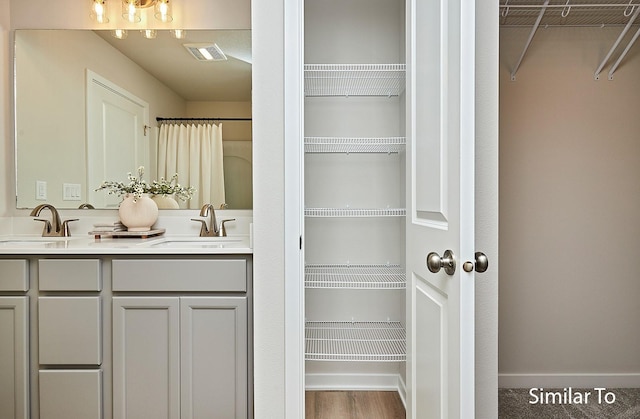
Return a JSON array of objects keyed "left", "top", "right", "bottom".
[{"left": 0, "top": 234, "right": 253, "bottom": 255}]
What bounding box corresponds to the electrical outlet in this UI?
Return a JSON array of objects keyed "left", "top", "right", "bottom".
[{"left": 36, "top": 181, "right": 47, "bottom": 200}]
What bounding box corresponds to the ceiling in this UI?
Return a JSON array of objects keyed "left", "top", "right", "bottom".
[
  {"left": 500, "top": 0, "right": 640, "bottom": 26},
  {"left": 95, "top": 29, "right": 251, "bottom": 102}
]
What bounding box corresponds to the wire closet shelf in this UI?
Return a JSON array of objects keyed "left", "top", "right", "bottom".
[
  {"left": 305, "top": 208, "right": 406, "bottom": 217},
  {"left": 304, "top": 137, "right": 406, "bottom": 154},
  {"left": 305, "top": 321, "right": 406, "bottom": 362},
  {"left": 304, "top": 64, "right": 406, "bottom": 97},
  {"left": 305, "top": 264, "right": 406, "bottom": 289},
  {"left": 500, "top": 1, "right": 640, "bottom": 27}
]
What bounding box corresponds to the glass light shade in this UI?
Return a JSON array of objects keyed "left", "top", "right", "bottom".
[
  {"left": 141, "top": 29, "right": 157, "bottom": 39},
  {"left": 90, "top": 0, "right": 110, "bottom": 23},
  {"left": 112, "top": 29, "right": 128, "bottom": 39},
  {"left": 154, "top": 0, "right": 173, "bottom": 22},
  {"left": 171, "top": 29, "right": 186, "bottom": 39},
  {"left": 122, "top": 1, "right": 141, "bottom": 23}
]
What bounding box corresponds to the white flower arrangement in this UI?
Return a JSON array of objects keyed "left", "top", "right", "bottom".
[{"left": 95, "top": 166, "right": 195, "bottom": 202}]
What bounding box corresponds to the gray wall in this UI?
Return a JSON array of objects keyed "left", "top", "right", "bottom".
[{"left": 499, "top": 26, "right": 640, "bottom": 387}]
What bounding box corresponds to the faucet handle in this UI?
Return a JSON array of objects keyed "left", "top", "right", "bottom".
[
  {"left": 219, "top": 219, "right": 236, "bottom": 237},
  {"left": 191, "top": 218, "right": 209, "bottom": 236},
  {"left": 61, "top": 219, "right": 79, "bottom": 237},
  {"left": 34, "top": 219, "right": 53, "bottom": 235}
]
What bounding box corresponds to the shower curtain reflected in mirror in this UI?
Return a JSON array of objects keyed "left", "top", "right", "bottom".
[{"left": 157, "top": 123, "right": 225, "bottom": 209}]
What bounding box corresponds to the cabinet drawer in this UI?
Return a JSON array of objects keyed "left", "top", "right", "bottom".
[
  {"left": 112, "top": 259, "right": 246, "bottom": 292},
  {"left": 39, "top": 369, "right": 102, "bottom": 419},
  {"left": 39, "top": 297, "right": 102, "bottom": 365},
  {"left": 39, "top": 259, "right": 101, "bottom": 291},
  {"left": 0, "top": 259, "right": 28, "bottom": 291}
]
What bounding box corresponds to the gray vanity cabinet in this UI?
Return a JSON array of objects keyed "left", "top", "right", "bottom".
[
  {"left": 111, "top": 259, "right": 250, "bottom": 419},
  {"left": 0, "top": 260, "right": 29, "bottom": 419}
]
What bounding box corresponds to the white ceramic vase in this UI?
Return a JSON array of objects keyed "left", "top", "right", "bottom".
[
  {"left": 151, "top": 194, "right": 180, "bottom": 209},
  {"left": 118, "top": 194, "right": 159, "bottom": 231}
]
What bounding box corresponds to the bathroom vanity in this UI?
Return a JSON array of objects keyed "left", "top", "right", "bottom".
[{"left": 0, "top": 236, "right": 253, "bottom": 419}]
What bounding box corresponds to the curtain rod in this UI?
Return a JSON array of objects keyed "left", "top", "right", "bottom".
[{"left": 156, "top": 117, "right": 252, "bottom": 122}]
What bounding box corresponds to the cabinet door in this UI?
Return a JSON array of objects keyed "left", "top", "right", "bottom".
[
  {"left": 112, "top": 297, "right": 180, "bottom": 419},
  {"left": 181, "top": 297, "right": 248, "bottom": 419},
  {"left": 39, "top": 370, "right": 102, "bottom": 419},
  {"left": 38, "top": 296, "right": 102, "bottom": 365},
  {"left": 0, "top": 297, "right": 28, "bottom": 419}
]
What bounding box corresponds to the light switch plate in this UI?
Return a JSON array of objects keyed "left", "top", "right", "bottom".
[
  {"left": 36, "top": 181, "right": 47, "bottom": 200},
  {"left": 63, "top": 183, "right": 82, "bottom": 201}
]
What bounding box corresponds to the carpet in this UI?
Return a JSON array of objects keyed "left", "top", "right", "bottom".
[{"left": 499, "top": 388, "right": 640, "bottom": 418}]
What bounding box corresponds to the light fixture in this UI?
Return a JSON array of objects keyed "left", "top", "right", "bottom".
[
  {"left": 91, "top": 0, "right": 176, "bottom": 24},
  {"left": 90, "top": 0, "right": 110, "bottom": 23},
  {"left": 141, "top": 29, "right": 157, "bottom": 39},
  {"left": 171, "top": 29, "right": 186, "bottom": 39},
  {"left": 112, "top": 29, "right": 128, "bottom": 39}
]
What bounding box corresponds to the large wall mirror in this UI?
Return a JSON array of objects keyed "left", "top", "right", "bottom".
[{"left": 14, "top": 29, "right": 252, "bottom": 210}]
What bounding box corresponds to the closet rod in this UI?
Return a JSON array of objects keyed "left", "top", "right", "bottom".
[{"left": 156, "top": 117, "right": 252, "bottom": 122}]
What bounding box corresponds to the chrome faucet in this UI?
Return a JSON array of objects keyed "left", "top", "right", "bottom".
[
  {"left": 191, "top": 204, "right": 235, "bottom": 237},
  {"left": 30, "top": 204, "right": 78, "bottom": 237}
]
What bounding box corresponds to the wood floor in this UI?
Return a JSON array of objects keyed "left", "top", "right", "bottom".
[{"left": 305, "top": 391, "right": 406, "bottom": 419}]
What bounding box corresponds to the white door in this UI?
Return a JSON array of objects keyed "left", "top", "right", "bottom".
[
  {"left": 406, "top": 0, "right": 476, "bottom": 418},
  {"left": 86, "top": 70, "right": 149, "bottom": 208}
]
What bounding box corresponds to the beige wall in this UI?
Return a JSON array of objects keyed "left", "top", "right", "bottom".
[{"left": 500, "top": 27, "right": 640, "bottom": 386}]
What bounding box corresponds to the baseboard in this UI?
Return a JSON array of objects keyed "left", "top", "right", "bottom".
[
  {"left": 305, "top": 373, "right": 404, "bottom": 393},
  {"left": 499, "top": 373, "right": 640, "bottom": 388},
  {"left": 397, "top": 374, "right": 407, "bottom": 408}
]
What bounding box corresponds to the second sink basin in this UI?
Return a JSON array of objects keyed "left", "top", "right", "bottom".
[{"left": 145, "top": 237, "right": 243, "bottom": 248}]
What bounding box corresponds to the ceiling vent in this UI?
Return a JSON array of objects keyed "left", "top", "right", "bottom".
[{"left": 183, "top": 43, "right": 227, "bottom": 62}]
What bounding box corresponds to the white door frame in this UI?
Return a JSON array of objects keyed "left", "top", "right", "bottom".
[{"left": 283, "top": 0, "right": 306, "bottom": 417}]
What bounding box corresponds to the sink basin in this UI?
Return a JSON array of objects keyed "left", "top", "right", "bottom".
[
  {"left": 0, "top": 237, "right": 78, "bottom": 247},
  {"left": 145, "top": 237, "right": 243, "bottom": 248},
  {"left": 0, "top": 240, "right": 56, "bottom": 246}
]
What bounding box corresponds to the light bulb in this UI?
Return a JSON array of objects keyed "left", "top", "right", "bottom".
[
  {"left": 171, "top": 29, "right": 186, "bottom": 39},
  {"left": 122, "top": 0, "right": 141, "bottom": 23},
  {"left": 141, "top": 29, "right": 157, "bottom": 39},
  {"left": 112, "top": 29, "right": 128, "bottom": 39},
  {"left": 154, "top": 0, "right": 173, "bottom": 22},
  {"left": 90, "top": 0, "right": 109, "bottom": 23}
]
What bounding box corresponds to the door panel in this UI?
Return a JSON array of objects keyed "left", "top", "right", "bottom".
[
  {"left": 406, "top": 0, "right": 475, "bottom": 417},
  {"left": 415, "top": 276, "right": 446, "bottom": 418}
]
